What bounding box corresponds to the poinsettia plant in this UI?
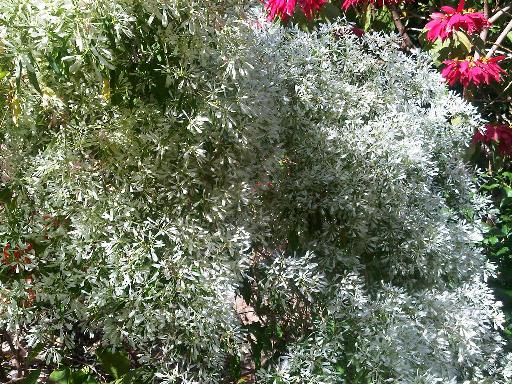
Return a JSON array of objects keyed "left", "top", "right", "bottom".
[{"left": 262, "top": 0, "right": 512, "bottom": 119}]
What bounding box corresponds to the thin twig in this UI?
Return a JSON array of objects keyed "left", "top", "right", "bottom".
[
  {"left": 3, "top": 377, "right": 25, "bottom": 384},
  {"left": 503, "top": 80, "right": 512, "bottom": 93},
  {"left": 490, "top": 42, "right": 512, "bottom": 54},
  {"left": 388, "top": 5, "right": 415, "bottom": 49},
  {"left": 404, "top": 10, "right": 427, "bottom": 20},
  {"left": 488, "top": 18, "right": 512, "bottom": 57}
]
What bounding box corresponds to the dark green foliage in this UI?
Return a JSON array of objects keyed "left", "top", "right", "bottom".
[{"left": 481, "top": 169, "right": 512, "bottom": 349}]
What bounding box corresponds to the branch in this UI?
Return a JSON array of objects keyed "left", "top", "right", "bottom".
[
  {"left": 489, "top": 4, "right": 512, "bottom": 24},
  {"left": 489, "top": 42, "right": 512, "bottom": 55},
  {"left": 388, "top": 6, "right": 416, "bottom": 49},
  {"left": 0, "top": 360, "right": 7, "bottom": 382},
  {"left": 478, "top": 3, "right": 512, "bottom": 57},
  {"left": 480, "top": 0, "right": 490, "bottom": 42},
  {"left": 2, "top": 331, "right": 22, "bottom": 377},
  {"left": 487, "top": 18, "right": 512, "bottom": 57}
]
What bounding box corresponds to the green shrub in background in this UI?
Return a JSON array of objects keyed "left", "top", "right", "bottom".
[{"left": 1, "top": 1, "right": 511, "bottom": 382}]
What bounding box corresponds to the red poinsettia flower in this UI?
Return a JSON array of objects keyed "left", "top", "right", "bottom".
[
  {"left": 342, "top": 0, "right": 413, "bottom": 11},
  {"left": 441, "top": 56, "right": 506, "bottom": 87},
  {"left": 473, "top": 124, "right": 512, "bottom": 156},
  {"left": 425, "top": 0, "right": 489, "bottom": 42},
  {"left": 264, "top": 0, "right": 327, "bottom": 20}
]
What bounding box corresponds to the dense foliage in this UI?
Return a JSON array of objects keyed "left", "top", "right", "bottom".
[
  {"left": 263, "top": 0, "right": 512, "bottom": 374},
  {"left": 0, "top": 0, "right": 511, "bottom": 383},
  {"left": 0, "top": 1, "right": 250, "bottom": 381}
]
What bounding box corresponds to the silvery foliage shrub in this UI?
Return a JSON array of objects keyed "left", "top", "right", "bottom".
[
  {"left": 221, "top": 17, "right": 510, "bottom": 383},
  {"left": 0, "top": 0, "right": 509, "bottom": 382}
]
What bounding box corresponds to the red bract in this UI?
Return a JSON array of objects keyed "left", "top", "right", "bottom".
[
  {"left": 425, "top": 4, "right": 489, "bottom": 42},
  {"left": 341, "top": 0, "right": 413, "bottom": 11},
  {"left": 441, "top": 56, "right": 506, "bottom": 87},
  {"left": 351, "top": 27, "right": 365, "bottom": 37},
  {"left": 300, "top": 0, "right": 327, "bottom": 18},
  {"left": 3, "top": 243, "right": 10, "bottom": 264},
  {"left": 264, "top": 0, "right": 327, "bottom": 20},
  {"left": 473, "top": 124, "right": 512, "bottom": 156}
]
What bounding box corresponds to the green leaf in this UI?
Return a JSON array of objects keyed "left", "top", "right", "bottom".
[
  {"left": 471, "top": 34, "right": 487, "bottom": 51},
  {"left": 501, "top": 197, "right": 512, "bottom": 208},
  {"left": 73, "top": 367, "right": 99, "bottom": 384},
  {"left": 21, "top": 370, "right": 41, "bottom": 384},
  {"left": 27, "top": 69, "right": 42, "bottom": 94},
  {"left": 373, "top": 7, "right": 395, "bottom": 32},
  {"left": 15, "top": 60, "right": 22, "bottom": 91},
  {"left": 502, "top": 172, "right": 512, "bottom": 181},
  {"left": 96, "top": 348, "right": 131, "bottom": 379},
  {"left": 49, "top": 367, "right": 99, "bottom": 384},
  {"left": 25, "top": 344, "right": 44, "bottom": 365},
  {"left": 453, "top": 31, "right": 472, "bottom": 53},
  {"left": 484, "top": 236, "right": 499, "bottom": 245},
  {"left": 46, "top": 54, "right": 62, "bottom": 76},
  {"left": 109, "top": 371, "right": 143, "bottom": 384},
  {"left": 320, "top": 3, "right": 342, "bottom": 21},
  {"left": 496, "top": 246, "right": 510, "bottom": 256},
  {"left": 481, "top": 183, "right": 500, "bottom": 190},
  {"left": 0, "top": 186, "right": 13, "bottom": 203},
  {"left": 422, "top": 36, "right": 451, "bottom": 66},
  {"left": 26, "top": 52, "right": 42, "bottom": 93},
  {"left": 336, "top": 365, "right": 345, "bottom": 374},
  {"left": 275, "top": 324, "right": 284, "bottom": 339},
  {"left": 49, "top": 368, "right": 71, "bottom": 384}
]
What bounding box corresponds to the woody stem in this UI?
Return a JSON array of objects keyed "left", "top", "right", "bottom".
[
  {"left": 489, "top": 4, "right": 512, "bottom": 24},
  {"left": 487, "top": 18, "right": 512, "bottom": 57},
  {"left": 3, "top": 331, "right": 22, "bottom": 377},
  {"left": 481, "top": 0, "right": 490, "bottom": 41},
  {"left": 0, "top": 347, "right": 7, "bottom": 381},
  {"left": 475, "top": 0, "right": 490, "bottom": 59},
  {"left": 388, "top": 5, "right": 415, "bottom": 49}
]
